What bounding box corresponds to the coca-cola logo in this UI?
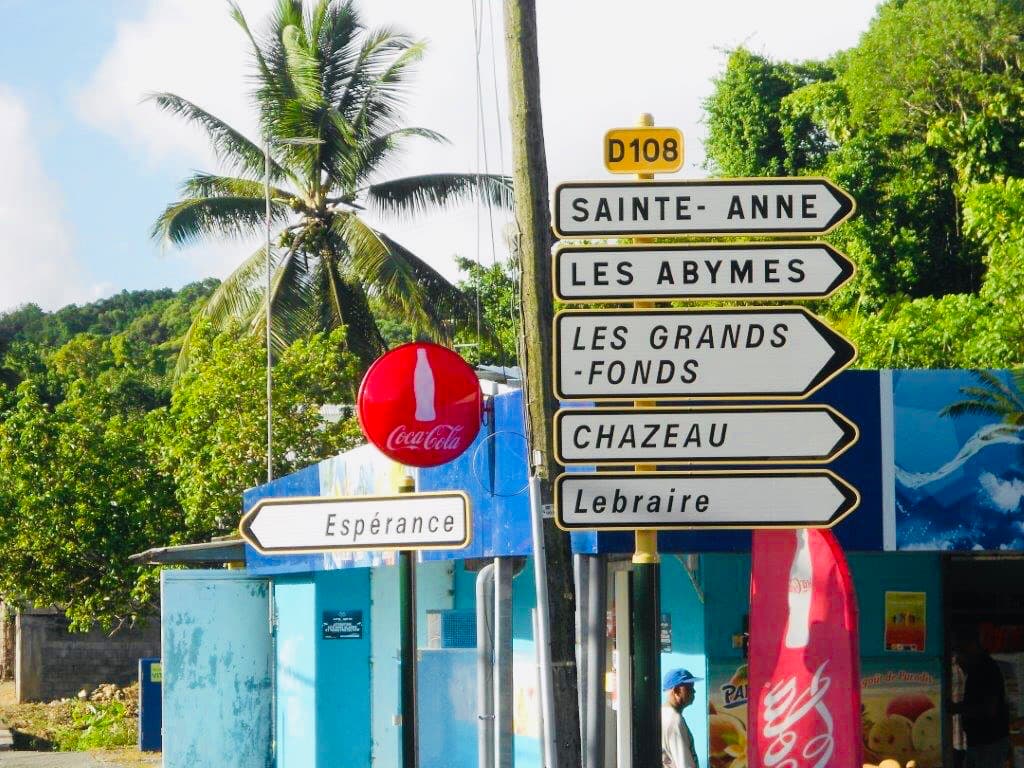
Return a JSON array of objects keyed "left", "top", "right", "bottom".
[
  {"left": 788, "top": 578, "right": 812, "bottom": 594},
  {"left": 386, "top": 424, "right": 466, "bottom": 452},
  {"left": 357, "top": 342, "right": 482, "bottom": 467},
  {"left": 760, "top": 661, "right": 835, "bottom": 768}
]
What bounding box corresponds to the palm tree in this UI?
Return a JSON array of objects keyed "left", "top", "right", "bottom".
[
  {"left": 940, "top": 369, "right": 1024, "bottom": 433},
  {"left": 151, "top": 0, "right": 512, "bottom": 373}
]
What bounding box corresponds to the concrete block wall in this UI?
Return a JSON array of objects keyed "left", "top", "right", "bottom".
[{"left": 16, "top": 608, "right": 161, "bottom": 702}]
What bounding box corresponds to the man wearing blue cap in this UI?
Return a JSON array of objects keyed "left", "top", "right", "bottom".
[{"left": 662, "top": 667, "right": 701, "bottom": 768}]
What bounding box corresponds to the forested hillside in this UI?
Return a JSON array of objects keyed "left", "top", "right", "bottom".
[
  {"left": 703, "top": 0, "right": 1024, "bottom": 368},
  {"left": 0, "top": 280, "right": 364, "bottom": 630}
]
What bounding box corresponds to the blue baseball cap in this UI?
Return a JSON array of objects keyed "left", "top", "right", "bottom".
[{"left": 662, "top": 668, "right": 702, "bottom": 691}]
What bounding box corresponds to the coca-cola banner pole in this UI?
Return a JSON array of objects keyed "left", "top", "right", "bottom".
[{"left": 748, "top": 528, "right": 863, "bottom": 768}]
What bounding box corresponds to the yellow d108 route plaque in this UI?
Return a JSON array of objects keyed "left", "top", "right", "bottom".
[{"left": 604, "top": 127, "right": 683, "bottom": 174}]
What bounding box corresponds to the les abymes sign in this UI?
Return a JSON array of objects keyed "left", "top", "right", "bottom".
[{"left": 357, "top": 341, "right": 483, "bottom": 467}]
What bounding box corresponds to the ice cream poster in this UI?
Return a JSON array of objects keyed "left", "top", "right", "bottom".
[
  {"left": 707, "top": 662, "right": 750, "bottom": 768},
  {"left": 884, "top": 591, "right": 926, "bottom": 652},
  {"left": 708, "top": 661, "right": 942, "bottom": 768},
  {"left": 861, "top": 663, "right": 942, "bottom": 768}
]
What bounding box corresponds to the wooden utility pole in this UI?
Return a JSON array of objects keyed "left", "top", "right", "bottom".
[{"left": 503, "top": 2, "right": 582, "bottom": 767}]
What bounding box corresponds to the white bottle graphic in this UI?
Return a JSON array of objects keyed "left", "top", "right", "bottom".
[
  {"left": 413, "top": 348, "right": 436, "bottom": 422},
  {"left": 784, "top": 528, "right": 813, "bottom": 649}
]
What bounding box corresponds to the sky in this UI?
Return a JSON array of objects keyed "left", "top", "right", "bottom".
[{"left": 0, "top": 0, "right": 882, "bottom": 314}]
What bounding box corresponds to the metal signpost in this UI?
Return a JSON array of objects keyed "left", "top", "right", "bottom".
[{"left": 549, "top": 117, "right": 860, "bottom": 768}]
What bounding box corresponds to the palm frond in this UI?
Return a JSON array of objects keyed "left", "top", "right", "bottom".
[
  {"left": 180, "top": 173, "right": 296, "bottom": 204},
  {"left": 941, "top": 370, "right": 1024, "bottom": 420},
  {"left": 319, "top": 1, "right": 362, "bottom": 107},
  {"left": 346, "top": 34, "right": 421, "bottom": 135},
  {"left": 151, "top": 196, "right": 289, "bottom": 247},
  {"left": 335, "top": 216, "right": 481, "bottom": 341},
  {"left": 337, "top": 127, "right": 447, "bottom": 189},
  {"left": 281, "top": 23, "right": 323, "bottom": 108},
  {"left": 336, "top": 26, "right": 417, "bottom": 118},
  {"left": 364, "top": 173, "right": 513, "bottom": 220},
  {"left": 331, "top": 274, "right": 386, "bottom": 368},
  {"left": 940, "top": 400, "right": 1011, "bottom": 418},
  {"left": 174, "top": 246, "right": 269, "bottom": 378},
  {"left": 249, "top": 241, "right": 313, "bottom": 357},
  {"left": 147, "top": 93, "right": 287, "bottom": 183}
]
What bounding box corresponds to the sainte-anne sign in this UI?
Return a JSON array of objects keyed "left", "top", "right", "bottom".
[{"left": 552, "top": 178, "right": 855, "bottom": 237}]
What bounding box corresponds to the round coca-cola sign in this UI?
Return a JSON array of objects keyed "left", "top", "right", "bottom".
[{"left": 357, "top": 342, "right": 482, "bottom": 467}]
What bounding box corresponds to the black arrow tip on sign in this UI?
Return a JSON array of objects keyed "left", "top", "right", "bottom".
[
  {"left": 803, "top": 311, "right": 858, "bottom": 394},
  {"left": 823, "top": 180, "right": 857, "bottom": 230},
  {"left": 826, "top": 474, "right": 861, "bottom": 527},
  {"left": 826, "top": 410, "right": 860, "bottom": 456},
  {"left": 822, "top": 243, "right": 857, "bottom": 295}
]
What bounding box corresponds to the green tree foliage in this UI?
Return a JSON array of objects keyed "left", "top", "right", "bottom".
[
  {"left": 702, "top": 0, "right": 1024, "bottom": 367},
  {"left": 0, "top": 346, "right": 179, "bottom": 631},
  {"left": 0, "top": 280, "right": 217, "bottom": 388},
  {"left": 453, "top": 255, "right": 519, "bottom": 368},
  {"left": 159, "top": 322, "right": 363, "bottom": 537},
  {"left": 703, "top": 49, "right": 836, "bottom": 177},
  {"left": 0, "top": 282, "right": 365, "bottom": 629},
  {"left": 152, "top": 0, "right": 511, "bottom": 373}
]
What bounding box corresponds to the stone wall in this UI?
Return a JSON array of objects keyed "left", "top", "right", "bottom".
[{"left": 16, "top": 608, "right": 160, "bottom": 703}]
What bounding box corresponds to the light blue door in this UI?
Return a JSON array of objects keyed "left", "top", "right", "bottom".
[{"left": 162, "top": 570, "right": 273, "bottom": 768}]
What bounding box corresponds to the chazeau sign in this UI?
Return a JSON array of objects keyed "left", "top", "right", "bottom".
[
  {"left": 553, "top": 178, "right": 855, "bottom": 237},
  {"left": 554, "top": 306, "right": 856, "bottom": 400},
  {"left": 239, "top": 492, "right": 471, "bottom": 555},
  {"left": 554, "top": 405, "right": 858, "bottom": 465},
  {"left": 553, "top": 242, "right": 855, "bottom": 302},
  {"left": 554, "top": 470, "right": 860, "bottom": 531}
]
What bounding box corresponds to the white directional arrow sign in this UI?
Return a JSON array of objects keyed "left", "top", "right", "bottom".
[
  {"left": 552, "top": 177, "right": 855, "bottom": 237},
  {"left": 239, "top": 492, "right": 471, "bottom": 554},
  {"left": 554, "top": 405, "right": 859, "bottom": 465},
  {"left": 554, "top": 307, "right": 856, "bottom": 401},
  {"left": 554, "top": 470, "right": 860, "bottom": 531},
  {"left": 553, "top": 242, "right": 855, "bottom": 302}
]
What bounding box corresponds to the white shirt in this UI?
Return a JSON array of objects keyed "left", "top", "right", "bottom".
[{"left": 662, "top": 704, "right": 699, "bottom": 768}]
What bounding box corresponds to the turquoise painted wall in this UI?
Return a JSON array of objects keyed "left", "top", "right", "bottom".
[
  {"left": 660, "top": 555, "right": 709, "bottom": 768},
  {"left": 369, "top": 564, "right": 399, "bottom": 768},
  {"left": 852, "top": 552, "right": 943, "bottom": 657},
  {"left": 162, "top": 570, "right": 273, "bottom": 768},
  {"left": 275, "top": 575, "right": 318, "bottom": 768},
  {"left": 700, "top": 552, "right": 944, "bottom": 659},
  {"left": 313, "top": 569, "right": 373, "bottom": 768}
]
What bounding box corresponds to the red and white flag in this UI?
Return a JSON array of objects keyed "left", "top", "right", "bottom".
[{"left": 748, "top": 528, "right": 862, "bottom": 768}]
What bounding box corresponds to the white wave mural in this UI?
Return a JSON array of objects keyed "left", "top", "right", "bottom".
[{"left": 894, "top": 370, "right": 1024, "bottom": 551}]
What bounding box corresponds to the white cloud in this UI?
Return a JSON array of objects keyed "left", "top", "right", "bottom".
[
  {"left": 75, "top": 0, "right": 271, "bottom": 168},
  {"left": 0, "top": 86, "right": 90, "bottom": 312},
  {"left": 980, "top": 472, "right": 1024, "bottom": 513},
  {"left": 76, "top": 0, "right": 881, "bottom": 286}
]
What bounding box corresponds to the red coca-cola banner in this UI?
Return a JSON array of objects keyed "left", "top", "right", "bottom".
[
  {"left": 357, "top": 342, "right": 482, "bottom": 467},
  {"left": 748, "top": 529, "right": 862, "bottom": 768}
]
